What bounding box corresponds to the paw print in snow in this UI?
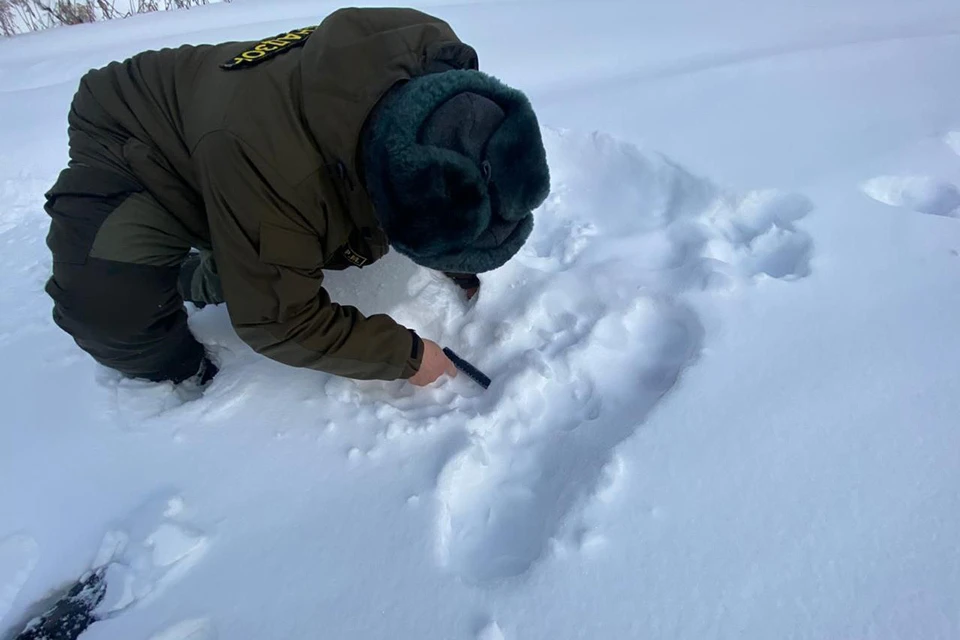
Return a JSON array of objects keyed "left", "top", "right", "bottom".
[
  {"left": 862, "top": 175, "right": 960, "bottom": 218},
  {"left": 861, "top": 132, "right": 960, "bottom": 218}
]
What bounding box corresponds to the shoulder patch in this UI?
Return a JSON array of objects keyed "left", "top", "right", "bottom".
[{"left": 221, "top": 26, "right": 317, "bottom": 70}]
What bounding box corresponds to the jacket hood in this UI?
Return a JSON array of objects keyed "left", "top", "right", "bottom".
[{"left": 298, "top": 8, "right": 478, "bottom": 188}]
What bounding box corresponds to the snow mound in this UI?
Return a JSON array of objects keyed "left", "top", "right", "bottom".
[
  {"left": 90, "top": 493, "right": 210, "bottom": 616},
  {"left": 384, "top": 129, "right": 815, "bottom": 584}
]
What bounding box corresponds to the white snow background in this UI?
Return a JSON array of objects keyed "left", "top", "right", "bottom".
[{"left": 2, "top": 0, "right": 960, "bottom": 638}]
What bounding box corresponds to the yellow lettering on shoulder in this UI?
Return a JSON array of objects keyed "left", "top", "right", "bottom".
[{"left": 220, "top": 25, "right": 317, "bottom": 70}]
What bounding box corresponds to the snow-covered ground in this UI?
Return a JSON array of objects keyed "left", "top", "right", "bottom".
[{"left": 2, "top": 1, "right": 960, "bottom": 638}]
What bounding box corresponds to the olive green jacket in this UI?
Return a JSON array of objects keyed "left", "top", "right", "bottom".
[{"left": 64, "top": 7, "right": 479, "bottom": 380}]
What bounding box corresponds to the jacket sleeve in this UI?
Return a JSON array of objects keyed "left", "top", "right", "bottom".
[{"left": 193, "top": 131, "right": 423, "bottom": 381}]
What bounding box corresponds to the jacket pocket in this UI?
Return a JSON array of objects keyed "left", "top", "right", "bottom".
[{"left": 259, "top": 222, "right": 325, "bottom": 275}]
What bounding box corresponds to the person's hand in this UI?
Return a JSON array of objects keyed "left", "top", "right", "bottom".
[{"left": 409, "top": 339, "right": 458, "bottom": 387}]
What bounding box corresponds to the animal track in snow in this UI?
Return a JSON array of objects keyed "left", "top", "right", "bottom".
[
  {"left": 862, "top": 175, "right": 960, "bottom": 218},
  {"left": 860, "top": 132, "right": 960, "bottom": 218},
  {"left": 429, "top": 129, "right": 814, "bottom": 585},
  {"left": 702, "top": 190, "right": 814, "bottom": 279}
]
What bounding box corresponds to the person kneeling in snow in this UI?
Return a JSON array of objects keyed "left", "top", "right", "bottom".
[{"left": 42, "top": 7, "right": 549, "bottom": 390}]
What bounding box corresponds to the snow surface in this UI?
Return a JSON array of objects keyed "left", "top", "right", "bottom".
[{"left": 2, "top": 0, "right": 960, "bottom": 638}]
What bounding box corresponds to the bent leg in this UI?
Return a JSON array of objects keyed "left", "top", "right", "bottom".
[
  {"left": 47, "top": 258, "right": 204, "bottom": 382},
  {"left": 44, "top": 167, "right": 206, "bottom": 383}
]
